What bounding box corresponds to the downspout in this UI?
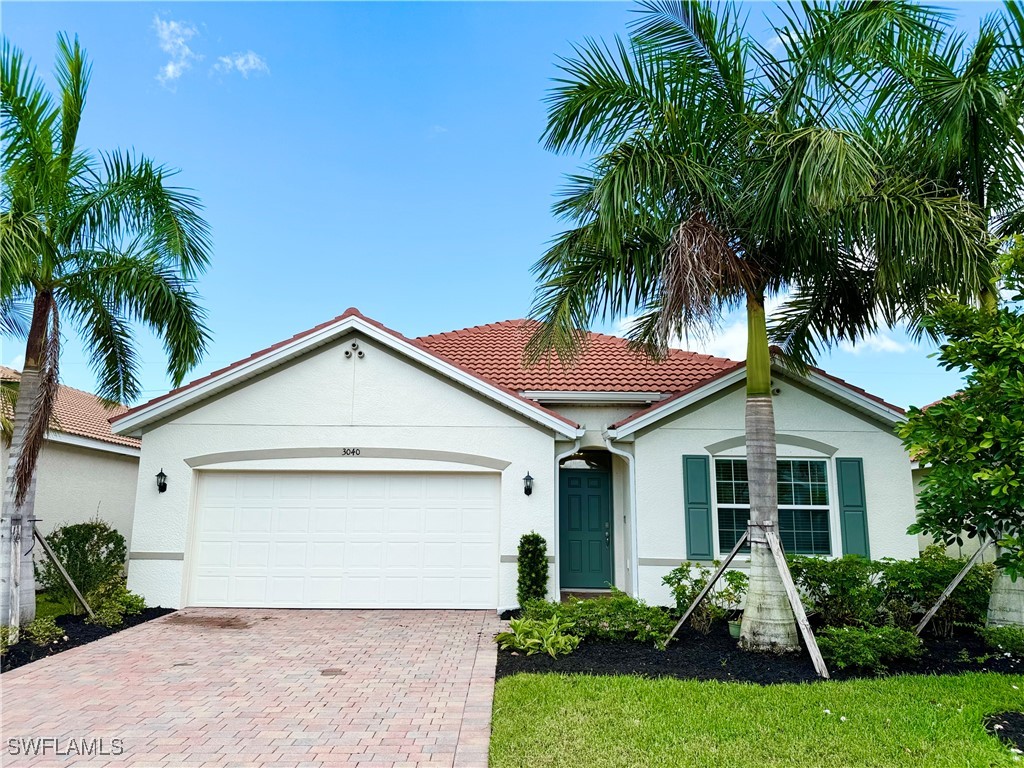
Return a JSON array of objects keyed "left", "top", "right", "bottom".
[
  {"left": 604, "top": 432, "right": 639, "bottom": 596},
  {"left": 553, "top": 439, "right": 581, "bottom": 598}
]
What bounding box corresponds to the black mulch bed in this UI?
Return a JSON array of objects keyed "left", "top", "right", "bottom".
[
  {"left": 1, "top": 608, "right": 173, "bottom": 673},
  {"left": 496, "top": 621, "right": 1024, "bottom": 685},
  {"left": 985, "top": 712, "right": 1024, "bottom": 753}
]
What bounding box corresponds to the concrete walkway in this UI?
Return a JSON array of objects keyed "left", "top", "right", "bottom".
[{"left": 1, "top": 609, "right": 500, "bottom": 767}]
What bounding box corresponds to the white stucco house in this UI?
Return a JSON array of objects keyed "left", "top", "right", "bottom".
[
  {"left": 1, "top": 367, "right": 140, "bottom": 545},
  {"left": 112, "top": 309, "right": 918, "bottom": 612}
]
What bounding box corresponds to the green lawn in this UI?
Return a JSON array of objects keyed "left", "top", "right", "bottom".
[
  {"left": 490, "top": 673, "right": 1024, "bottom": 768},
  {"left": 34, "top": 592, "right": 75, "bottom": 619}
]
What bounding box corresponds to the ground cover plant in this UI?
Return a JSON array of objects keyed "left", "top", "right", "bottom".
[
  {"left": 521, "top": 590, "right": 675, "bottom": 648},
  {"left": 1, "top": 584, "right": 168, "bottom": 673},
  {"left": 498, "top": 547, "right": 1011, "bottom": 680},
  {"left": 490, "top": 673, "right": 1024, "bottom": 768}
]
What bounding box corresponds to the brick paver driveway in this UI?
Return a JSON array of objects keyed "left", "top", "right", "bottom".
[{"left": 1, "top": 609, "right": 500, "bottom": 767}]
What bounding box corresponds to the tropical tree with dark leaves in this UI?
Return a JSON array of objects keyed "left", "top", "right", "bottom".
[
  {"left": 527, "top": 1, "right": 991, "bottom": 650},
  {"left": 1, "top": 35, "right": 211, "bottom": 625}
]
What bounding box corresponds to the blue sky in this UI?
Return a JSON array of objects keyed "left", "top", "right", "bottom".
[{"left": 1, "top": 1, "right": 1004, "bottom": 409}]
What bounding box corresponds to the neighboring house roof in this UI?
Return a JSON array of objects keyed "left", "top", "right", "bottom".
[
  {"left": 0, "top": 367, "right": 140, "bottom": 451},
  {"left": 111, "top": 309, "right": 582, "bottom": 439},
  {"left": 416, "top": 320, "right": 739, "bottom": 393}
]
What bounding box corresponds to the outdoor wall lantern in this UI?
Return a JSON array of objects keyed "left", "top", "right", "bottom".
[
  {"left": 523, "top": 472, "right": 533, "bottom": 496},
  {"left": 156, "top": 469, "right": 168, "bottom": 493}
]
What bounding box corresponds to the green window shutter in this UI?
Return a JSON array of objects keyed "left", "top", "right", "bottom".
[
  {"left": 683, "top": 455, "right": 713, "bottom": 560},
  {"left": 836, "top": 458, "right": 870, "bottom": 558}
]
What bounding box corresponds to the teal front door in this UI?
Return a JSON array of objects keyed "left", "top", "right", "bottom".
[{"left": 559, "top": 469, "right": 613, "bottom": 589}]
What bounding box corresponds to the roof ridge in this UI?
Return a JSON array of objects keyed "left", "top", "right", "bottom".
[{"left": 416, "top": 318, "right": 531, "bottom": 341}]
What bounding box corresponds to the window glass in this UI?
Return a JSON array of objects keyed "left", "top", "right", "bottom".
[{"left": 714, "top": 458, "right": 830, "bottom": 555}]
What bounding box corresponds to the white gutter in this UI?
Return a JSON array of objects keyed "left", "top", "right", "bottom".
[
  {"left": 521, "top": 391, "right": 665, "bottom": 404},
  {"left": 604, "top": 435, "right": 639, "bottom": 596},
  {"left": 552, "top": 439, "right": 581, "bottom": 599},
  {"left": 47, "top": 431, "right": 141, "bottom": 458}
]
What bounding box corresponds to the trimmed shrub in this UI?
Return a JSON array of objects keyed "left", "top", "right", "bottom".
[
  {"left": 86, "top": 579, "right": 147, "bottom": 629},
  {"left": 788, "top": 555, "right": 885, "bottom": 628},
  {"left": 662, "top": 562, "right": 747, "bottom": 633},
  {"left": 516, "top": 532, "right": 549, "bottom": 606},
  {"left": 981, "top": 625, "right": 1024, "bottom": 656},
  {"left": 817, "top": 625, "right": 922, "bottom": 671},
  {"left": 522, "top": 589, "right": 675, "bottom": 648},
  {"left": 23, "top": 616, "right": 64, "bottom": 646},
  {"left": 36, "top": 520, "right": 126, "bottom": 615},
  {"left": 881, "top": 545, "right": 994, "bottom": 637},
  {"left": 495, "top": 616, "right": 581, "bottom": 658}
]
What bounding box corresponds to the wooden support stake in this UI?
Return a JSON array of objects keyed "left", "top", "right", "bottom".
[
  {"left": 8, "top": 518, "right": 22, "bottom": 643},
  {"left": 34, "top": 528, "right": 94, "bottom": 619},
  {"left": 667, "top": 531, "right": 749, "bottom": 643},
  {"left": 764, "top": 529, "right": 830, "bottom": 679},
  {"left": 915, "top": 539, "right": 993, "bottom": 637}
]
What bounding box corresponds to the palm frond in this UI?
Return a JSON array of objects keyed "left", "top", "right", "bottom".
[
  {"left": 56, "top": 240, "right": 210, "bottom": 400},
  {"left": 54, "top": 33, "right": 91, "bottom": 176}
]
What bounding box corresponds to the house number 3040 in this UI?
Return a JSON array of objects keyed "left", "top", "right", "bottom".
[{"left": 341, "top": 448, "right": 361, "bottom": 456}]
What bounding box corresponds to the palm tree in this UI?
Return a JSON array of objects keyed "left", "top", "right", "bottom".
[
  {"left": 1, "top": 35, "right": 212, "bottom": 625},
  {"left": 885, "top": 3, "right": 1024, "bottom": 626},
  {"left": 527, "top": 1, "right": 990, "bottom": 650}
]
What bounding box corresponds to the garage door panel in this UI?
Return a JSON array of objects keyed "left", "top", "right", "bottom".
[
  {"left": 189, "top": 472, "right": 499, "bottom": 609},
  {"left": 199, "top": 507, "right": 235, "bottom": 534}
]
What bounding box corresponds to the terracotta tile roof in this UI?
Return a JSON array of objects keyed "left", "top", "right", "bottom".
[
  {"left": 112, "top": 309, "right": 580, "bottom": 431},
  {"left": 0, "top": 367, "right": 140, "bottom": 449},
  {"left": 416, "top": 320, "right": 740, "bottom": 393},
  {"left": 109, "top": 310, "right": 902, "bottom": 435}
]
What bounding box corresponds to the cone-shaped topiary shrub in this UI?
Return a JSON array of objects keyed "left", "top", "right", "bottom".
[{"left": 517, "top": 532, "right": 549, "bottom": 607}]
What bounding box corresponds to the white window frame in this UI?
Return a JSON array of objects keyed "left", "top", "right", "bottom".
[{"left": 710, "top": 452, "right": 842, "bottom": 558}]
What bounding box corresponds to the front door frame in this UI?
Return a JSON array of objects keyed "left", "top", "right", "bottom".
[{"left": 558, "top": 467, "right": 614, "bottom": 589}]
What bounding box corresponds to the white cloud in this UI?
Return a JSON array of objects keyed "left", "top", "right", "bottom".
[
  {"left": 839, "top": 334, "right": 910, "bottom": 355},
  {"left": 153, "top": 15, "right": 200, "bottom": 87},
  {"left": 613, "top": 293, "right": 909, "bottom": 362},
  {"left": 214, "top": 51, "right": 269, "bottom": 78}
]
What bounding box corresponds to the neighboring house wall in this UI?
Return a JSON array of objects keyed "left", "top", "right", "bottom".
[
  {"left": 631, "top": 375, "right": 919, "bottom": 606},
  {"left": 126, "top": 332, "right": 558, "bottom": 610},
  {"left": 1, "top": 439, "right": 139, "bottom": 549}
]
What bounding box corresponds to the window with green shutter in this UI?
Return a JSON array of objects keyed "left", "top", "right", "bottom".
[{"left": 714, "top": 458, "right": 832, "bottom": 555}]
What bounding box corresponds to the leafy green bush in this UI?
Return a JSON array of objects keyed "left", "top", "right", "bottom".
[
  {"left": 495, "top": 616, "right": 581, "bottom": 658},
  {"left": 662, "top": 562, "right": 747, "bottom": 633},
  {"left": 0, "top": 626, "right": 13, "bottom": 654},
  {"left": 36, "top": 520, "right": 127, "bottom": 615},
  {"left": 23, "top": 616, "right": 65, "bottom": 646},
  {"left": 517, "top": 532, "right": 549, "bottom": 607},
  {"left": 522, "top": 589, "right": 675, "bottom": 648},
  {"left": 788, "top": 555, "right": 885, "bottom": 628},
  {"left": 981, "top": 625, "right": 1024, "bottom": 656},
  {"left": 817, "top": 625, "right": 923, "bottom": 671},
  {"left": 881, "top": 546, "right": 994, "bottom": 637},
  {"left": 86, "top": 579, "right": 147, "bottom": 628}
]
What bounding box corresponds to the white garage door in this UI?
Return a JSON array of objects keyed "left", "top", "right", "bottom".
[{"left": 188, "top": 472, "right": 499, "bottom": 608}]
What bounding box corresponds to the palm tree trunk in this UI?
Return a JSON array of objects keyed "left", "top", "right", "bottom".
[
  {"left": 0, "top": 292, "right": 52, "bottom": 626},
  {"left": 987, "top": 547, "right": 1024, "bottom": 627},
  {"left": 739, "top": 293, "right": 799, "bottom": 651}
]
